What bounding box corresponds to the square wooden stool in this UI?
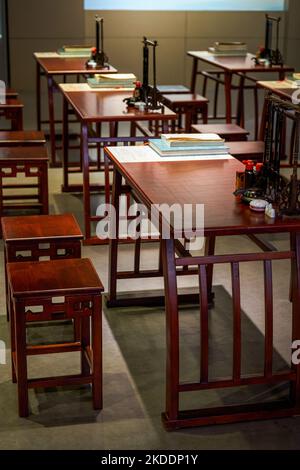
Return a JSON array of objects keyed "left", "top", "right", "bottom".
[
  {"left": 7, "top": 258, "right": 104, "bottom": 417},
  {"left": 192, "top": 124, "right": 249, "bottom": 142},
  {"left": 227, "top": 141, "right": 264, "bottom": 161},
  {"left": 1, "top": 214, "right": 83, "bottom": 321},
  {"left": 0, "top": 131, "right": 46, "bottom": 147},
  {"left": 5, "top": 89, "right": 19, "bottom": 99},
  {"left": 0, "top": 146, "right": 49, "bottom": 217},
  {"left": 0, "top": 99, "right": 24, "bottom": 130},
  {"left": 160, "top": 93, "right": 209, "bottom": 132}
]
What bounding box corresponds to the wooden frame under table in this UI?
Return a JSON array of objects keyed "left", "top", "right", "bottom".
[
  {"left": 104, "top": 146, "right": 300, "bottom": 430},
  {"left": 187, "top": 51, "right": 294, "bottom": 133},
  {"left": 60, "top": 85, "right": 177, "bottom": 245},
  {"left": 34, "top": 53, "right": 117, "bottom": 167}
]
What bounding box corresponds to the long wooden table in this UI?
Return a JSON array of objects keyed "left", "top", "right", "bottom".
[
  {"left": 60, "top": 84, "right": 177, "bottom": 244},
  {"left": 104, "top": 145, "right": 300, "bottom": 430},
  {"left": 34, "top": 53, "right": 117, "bottom": 166},
  {"left": 187, "top": 51, "right": 294, "bottom": 136}
]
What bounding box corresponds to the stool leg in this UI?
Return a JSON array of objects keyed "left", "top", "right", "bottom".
[
  {"left": 4, "top": 248, "right": 10, "bottom": 322},
  {"left": 14, "top": 300, "right": 29, "bottom": 417},
  {"left": 10, "top": 294, "right": 17, "bottom": 383},
  {"left": 92, "top": 295, "right": 102, "bottom": 410},
  {"left": 39, "top": 162, "right": 49, "bottom": 215},
  {"left": 81, "top": 316, "right": 91, "bottom": 376}
]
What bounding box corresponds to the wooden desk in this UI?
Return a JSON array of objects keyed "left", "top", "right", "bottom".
[
  {"left": 34, "top": 52, "right": 117, "bottom": 166},
  {"left": 187, "top": 51, "right": 294, "bottom": 130},
  {"left": 60, "top": 84, "right": 177, "bottom": 244},
  {"left": 105, "top": 145, "right": 300, "bottom": 430}
]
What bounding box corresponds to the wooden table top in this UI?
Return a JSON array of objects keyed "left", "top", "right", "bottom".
[
  {"left": 257, "top": 80, "right": 300, "bottom": 102},
  {"left": 60, "top": 88, "right": 177, "bottom": 122},
  {"left": 0, "top": 146, "right": 48, "bottom": 161},
  {"left": 8, "top": 258, "right": 104, "bottom": 298},
  {"left": 1, "top": 214, "right": 83, "bottom": 242},
  {"left": 35, "top": 55, "right": 117, "bottom": 75},
  {"left": 187, "top": 51, "right": 294, "bottom": 74},
  {"left": 105, "top": 146, "right": 300, "bottom": 237}
]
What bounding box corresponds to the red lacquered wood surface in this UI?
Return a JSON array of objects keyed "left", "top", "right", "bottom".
[
  {"left": 105, "top": 151, "right": 300, "bottom": 237},
  {"left": 2, "top": 214, "right": 82, "bottom": 242},
  {"left": 8, "top": 258, "right": 104, "bottom": 299},
  {"left": 0, "top": 146, "right": 48, "bottom": 161},
  {"left": 187, "top": 52, "right": 294, "bottom": 74},
  {"left": 36, "top": 57, "right": 117, "bottom": 75},
  {"left": 61, "top": 89, "right": 176, "bottom": 122},
  {"left": 0, "top": 131, "right": 46, "bottom": 146}
]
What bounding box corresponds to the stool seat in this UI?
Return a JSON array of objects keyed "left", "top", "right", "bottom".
[
  {"left": 0, "top": 146, "right": 48, "bottom": 161},
  {"left": 0, "top": 130, "right": 46, "bottom": 146},
  {"left": 2, "top": 214, "right": 82, "bottom": 243},
  {"left": 0, "top": 99, "right": 24, "bottom": 109},
  {"left": 162, "top": 93, "right": 209, "bottom": 106},
  {"left": 9, "top": 258, "right": 103, "bottom": 298},
  {"left": 228, "top": 141, "right": 264, "bottom": 161},
  {"left": 8, "top": 257, "right": 104, "bottom": 417},
  {"left": 192, "top": 124, "right": 249, "bottom": 142},
  {"left": 161, "top": 93, "right": 209, "bottom": 132}
]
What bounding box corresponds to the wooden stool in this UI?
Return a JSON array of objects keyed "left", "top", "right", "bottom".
[
  {"left": 161, "top": 93, "right": 209, "bottom": 132},
  {"left": 0, "top": 99, "right": 24, "bottom": 130},
  {"left": 7, "top": 258, "right": 104, "bottom": 417},
  {"left": 192, "top": 124, "right": 249, "bottom": 142},
  {"left": 1, "top": 214, "right": 83, "bottom": 322},
  {"left": 227, "top": 141, "right": 264, "bottom": 162},
  {"left": 5, "top": 88, "right": 19, "bottom": 99},
  {"left": 0, "top": 146, "right": 49, "bottom": 217},
  {"left": 0, "top": 131, "right": 46, "bottom": 147}
]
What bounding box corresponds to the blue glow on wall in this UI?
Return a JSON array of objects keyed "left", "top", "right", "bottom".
[{"left": 84, "top": 0, "right": 286, "bottom": 11}]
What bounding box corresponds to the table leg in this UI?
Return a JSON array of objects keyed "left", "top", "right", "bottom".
[
  {"left": 82, "top": 122, "right": 92, "bottom": 241},
  {"left": 190, "top": 58, "right": 198, "bottom": 94},
  {"left": 259, "top": 92, "right": 270, "bottom": 141},
  {"left": 47, "top": 75, "right": 57, "bottom": 166},
  {"left": 62, "top": 96, "right": 69, "bottom": 192},
  {"left": 161, "top": 238, "right": 180, "bottom": 425},
  {"left": 205, "top": 236, "right": 215, "bottom": 299},
  {"left": 290, "top": 232, "right": 300, "bottom": 409},
  {"left": 236, "top": 74, "right": 245, "bottom": 128},
  {"left": 108, "top": 169, "right": 122, "bottom": 305},
  {"left": 224, "top": 71, "right": 233, "bottom": 124},
  {"left": 36, "top": 62, "right": 42, "bottom": 131}
]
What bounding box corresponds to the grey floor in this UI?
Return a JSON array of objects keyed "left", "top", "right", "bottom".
[{"left": 0, "top": 91, "right": 300, "bottom": 450}]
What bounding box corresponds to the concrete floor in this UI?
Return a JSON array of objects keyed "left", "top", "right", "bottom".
[{"left": 0, "top": 92, "right": 300, "bottom": 450}]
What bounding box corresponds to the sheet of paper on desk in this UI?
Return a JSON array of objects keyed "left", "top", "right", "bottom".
[
  {"left": 263, "top": 80, "right": 299, "bottom": 89},
  {"left": 34, "top": 52, "right": 61, "bottom": 58},
  {"left": 106, "top": 145, "right": 233, "bottom": 163}
]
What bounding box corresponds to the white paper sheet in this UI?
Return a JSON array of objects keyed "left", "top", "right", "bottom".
[{"left": 106, "top": 145, "right": 233, "bottom": 163}]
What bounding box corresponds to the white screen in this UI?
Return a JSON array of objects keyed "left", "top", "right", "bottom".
[{"left": 84, "top": 0, "right": 286, "bottom": 11}]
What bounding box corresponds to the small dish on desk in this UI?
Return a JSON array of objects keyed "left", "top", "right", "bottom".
[{"left": 249, "top": 199, "right": 269, "bottom": 212}]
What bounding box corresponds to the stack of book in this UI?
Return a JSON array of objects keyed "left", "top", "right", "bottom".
[
  {"left": 286, "top": 73, "right": 300, "bottom": 87},
  {"left": 87, "top": 73, "right": 137, "bottom": 89},
  {"left": 209, "top": 42, "right": 248, "bottom": 57},
  {"left": 57, "top": 45, "right": 92, "bottom": 57},
  {"left": 148, "top": 134, "right": 230, "bottom": 157}
]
